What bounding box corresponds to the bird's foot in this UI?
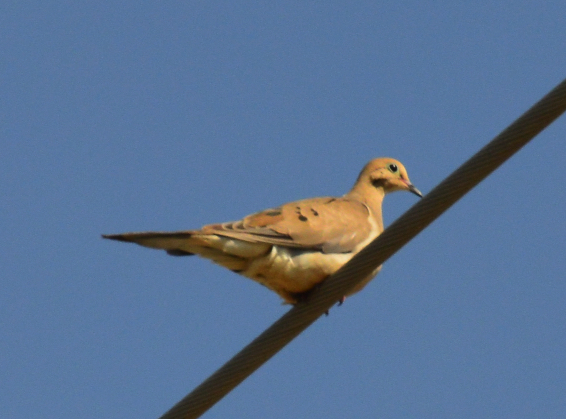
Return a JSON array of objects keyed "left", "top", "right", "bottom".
[{"left": 289, "top": 289, "right": 345, "bottom": 316}]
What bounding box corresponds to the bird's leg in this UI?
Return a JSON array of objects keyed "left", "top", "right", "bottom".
[
  {"left": 290, "top": 284, "right": 345, "bottom": 315},
  {"left": 289, "top": 290, "right": 311, "bottom": 304}
]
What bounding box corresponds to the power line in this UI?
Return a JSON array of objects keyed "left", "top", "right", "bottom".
[{"left": 159, "top": 78, "right": 566, "bottom": 419}]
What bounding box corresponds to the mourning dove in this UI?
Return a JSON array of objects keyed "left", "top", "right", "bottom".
[{"left": 103, "top": 158, "right": 422, "bottom": 304}]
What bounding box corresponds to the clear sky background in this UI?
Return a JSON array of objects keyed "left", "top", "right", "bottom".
[{"left": 2, "top": 2, "right": 566, "bottom": 418}]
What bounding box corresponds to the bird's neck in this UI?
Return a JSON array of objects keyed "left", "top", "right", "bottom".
[{"left": 346, "top": 185, "right": 385, "bottom": 232}]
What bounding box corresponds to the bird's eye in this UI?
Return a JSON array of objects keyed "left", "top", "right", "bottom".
[{"left": 388, "top": 163, "right": 398, "bottom": 173}]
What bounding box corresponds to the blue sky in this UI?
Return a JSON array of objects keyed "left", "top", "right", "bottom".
[{"left": 2, "top": 2, "right": 566, "bottom": 418}]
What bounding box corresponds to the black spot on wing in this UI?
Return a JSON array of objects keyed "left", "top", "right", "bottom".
[
  {"left": 264, "top": 209, "right": 282, "bottom": 216},
  {"left": 298, "top": 215, "right": 308, "bottom": 222}
]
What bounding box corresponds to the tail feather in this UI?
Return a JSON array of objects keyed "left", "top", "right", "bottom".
[
  {"left": 103, "top": 230, "right": 271, "bottom": 258},
  {"left": 166, "top": 249, "right": 194, "bottom": 256},
  {"left": 102, "top": 231, "right": 202, "bottom": 254},
  {"left": 103, "top": 231, "right": 249, "bottom": 271}
]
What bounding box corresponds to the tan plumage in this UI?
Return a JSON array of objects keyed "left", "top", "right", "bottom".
[{"left": 103, "top": 158, "right": 422, "bottom": 303}]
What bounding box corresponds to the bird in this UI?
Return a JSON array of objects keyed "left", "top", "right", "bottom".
[{"left": 103, "top": 158, "right": 422, "bottom": 304}]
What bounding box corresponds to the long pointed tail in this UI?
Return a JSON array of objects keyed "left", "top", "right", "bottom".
[
  {"left": 102, "top": 231, "right": 198, "bottom": 255},
  {"left": 103, "top": 230, "right": 258, "bottom": 271}
]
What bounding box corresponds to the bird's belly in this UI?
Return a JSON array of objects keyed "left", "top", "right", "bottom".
[{"left": 243, "top": 246, "right": 353, "bottom": 302}]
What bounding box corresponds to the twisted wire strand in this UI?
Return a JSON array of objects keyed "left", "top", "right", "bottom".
[{"left": 159, "top": 78, "right": 566, "bottom": 419}]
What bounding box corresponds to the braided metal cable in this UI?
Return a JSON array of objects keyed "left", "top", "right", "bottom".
[{"left": 159, "top": 78, "right": 566, "bottom": 419}]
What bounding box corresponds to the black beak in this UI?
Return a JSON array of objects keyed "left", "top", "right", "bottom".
[{"left": 408, "top": 184, "right": 423, "bottom": 198}]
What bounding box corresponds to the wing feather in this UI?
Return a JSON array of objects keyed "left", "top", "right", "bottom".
[{"left": 202, "top": 197, "right": 375, "bottom": 253}]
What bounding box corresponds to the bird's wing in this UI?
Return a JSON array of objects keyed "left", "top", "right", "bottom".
[{"left": 201, "top": 196, "right": 378, "bottom": 254}]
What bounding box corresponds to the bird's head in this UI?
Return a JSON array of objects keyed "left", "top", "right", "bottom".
[{"left": 354, "top": 157, "right": 422, "bottom": 198}]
